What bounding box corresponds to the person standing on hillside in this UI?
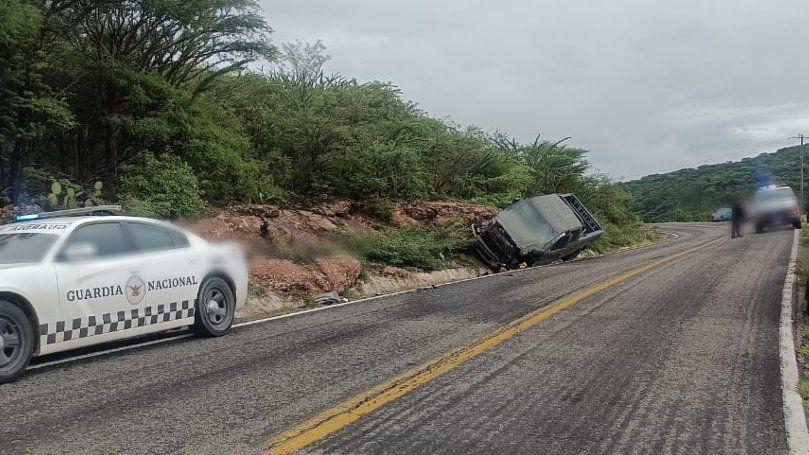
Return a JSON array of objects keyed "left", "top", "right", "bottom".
[{"left": 731, "top": 197, "right": 745, "bottom": 238}]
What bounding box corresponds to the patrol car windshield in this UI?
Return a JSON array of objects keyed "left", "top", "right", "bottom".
[{"left": 0, "top": 233, "right": 59, "bottom": 264}]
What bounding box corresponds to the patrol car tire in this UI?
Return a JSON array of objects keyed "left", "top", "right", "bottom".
[
  {"left": 191, "top": 277, "right": 235, "bottom": 337},
  {"left": 0, "top": 301, "right": 34, "bottom": 384}
]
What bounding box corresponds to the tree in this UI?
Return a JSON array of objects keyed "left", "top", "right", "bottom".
[
  {"left": 68, "top": 0, "right": 276, "bottom": 96},
  {"left": 493, "top": 132, "right": 589, "bottom": 197},
  {"left": 0, "top": 0, "right": 75, "bottom": 203},
  {"left": 273, "top": 39, "right": 332, "bottom": 90},
  {"left": 30, "top": 0, "right": 278, "bottom": 190}
]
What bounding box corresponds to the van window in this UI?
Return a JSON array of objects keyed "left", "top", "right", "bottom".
[{"left": 550, "top": 233, "right": 570, "bottom": 251}]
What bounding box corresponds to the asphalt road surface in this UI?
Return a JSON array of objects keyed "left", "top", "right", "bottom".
[{"left": 1, "top": 223, "right": 796, "bottom": 454}]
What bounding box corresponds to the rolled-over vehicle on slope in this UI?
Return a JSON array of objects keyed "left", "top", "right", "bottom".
[
  {"left": 472, "top": 194, "right": 603, "bottom": 271},
  {"left": 0, "top": 206, "right": 248, "bottom": 383}
]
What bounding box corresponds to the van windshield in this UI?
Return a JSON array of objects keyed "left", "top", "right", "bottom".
[
  {"left": 0, "top": 233, "right": 59, "bottom": 264},
  {"left": 500, "top": 203, "right": 558, "bottom": 249}
]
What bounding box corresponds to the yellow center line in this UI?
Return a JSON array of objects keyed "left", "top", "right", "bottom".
[{"left": 265, "top": 237, "right": 723, "bottom": 454}]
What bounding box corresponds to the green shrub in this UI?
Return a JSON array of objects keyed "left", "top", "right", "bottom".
[
  {"left": 590, "top": 222, "right": 665, "bottom": 254},
  {"left": 353, "top": 221, "right": 471, "bottom": 271},
  {"left": 43, "top": 180, "right": 103, "bottom": 209},
  {"left": 119, "top": 152, "right": 205, "bottom": 219},
  {"left": 323, "top": 142, "right": 431, "bottom": 200},
  {"left": 368, "top": 199, "right": 396, "bottom": 223}
]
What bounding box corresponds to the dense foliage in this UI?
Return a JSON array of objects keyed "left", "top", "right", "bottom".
[
  {"left": 119, "top": 152, "right": 206, "bottom": 219},
  {"left": 621, "top": 146, "right": 805, "bottom": 222},
  {"left": 354, "top": 221, "right": 472, "bottom": 271},
  {"left": 0, "top": 0, "right": 645, "bottom": 255}
]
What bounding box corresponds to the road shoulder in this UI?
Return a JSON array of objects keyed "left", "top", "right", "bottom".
[{"left": 782, "top": 228, "right": 809, "bottom": 454}]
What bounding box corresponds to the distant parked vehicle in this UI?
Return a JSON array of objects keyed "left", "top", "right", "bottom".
[
  {"left": 472, "top": 194, "right": 604, "bottom": 271},
  {"left": 709, "top": 207, "right": 732, "bottom": 222},
  {"left": 749, "top": 185, "right": 801, "bottom": 233}
]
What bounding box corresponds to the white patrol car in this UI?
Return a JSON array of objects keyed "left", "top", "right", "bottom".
[{"left": 0, "top": 206, "right": 248, "bottom": 383}]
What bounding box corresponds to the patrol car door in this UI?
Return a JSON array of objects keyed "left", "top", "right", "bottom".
[
  {"left": 122, "top": 221, "right": 203, "bottom": 324},
  {"left": 54, "top": 221, "right": 147, "bottom": 345}
]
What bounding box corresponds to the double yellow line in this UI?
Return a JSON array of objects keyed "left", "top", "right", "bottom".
[{"left": 266, "top": 238, "right": 722, "bottom": 454}]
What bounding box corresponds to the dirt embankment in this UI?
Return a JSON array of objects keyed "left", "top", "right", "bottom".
[{"left": 185, "top": 200, "right": 498, "bottom": 319}]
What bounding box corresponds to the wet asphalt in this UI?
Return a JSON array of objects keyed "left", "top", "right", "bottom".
[{"left": 0, "top": 223, "right": 794, "bottom": 454}]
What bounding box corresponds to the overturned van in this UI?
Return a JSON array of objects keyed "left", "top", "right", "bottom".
[{"left": 472, "top": 194, "right": 603, "bottom": 270}]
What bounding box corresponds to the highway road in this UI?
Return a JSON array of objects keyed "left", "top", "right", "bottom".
[{"left": 0, "top": 223, "right": 797, "bottom": 454}]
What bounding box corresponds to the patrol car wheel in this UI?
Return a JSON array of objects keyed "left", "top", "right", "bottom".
[
  {"left": 0, "top": 301, "right": 34, "bottom": 384},
  {"left": 191, "top": 277, "right": 235, "bottom": 337}
]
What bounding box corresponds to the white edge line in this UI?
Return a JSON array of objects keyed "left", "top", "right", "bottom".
[
  {"left": 28, "top": 228, "right": 685, "bottom": 370},
  {"left": 780, "top": 228, "right": 809, "bottom": 455}
]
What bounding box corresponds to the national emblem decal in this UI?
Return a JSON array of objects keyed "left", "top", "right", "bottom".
[{"left": 125, "top": 275, "right": 147, "bottom": 306}]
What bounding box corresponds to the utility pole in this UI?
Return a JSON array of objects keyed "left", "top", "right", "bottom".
[{"left": 790, "top": 134, "right": 807, "bottom": 215}]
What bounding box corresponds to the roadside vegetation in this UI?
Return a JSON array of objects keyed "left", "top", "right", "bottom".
[
  {"left": 1, "top": 0, "right": 654, "bottom": 272},
  {"left": 798, "top": 321, "right": 809, "bottom": 409},
  {"left": 621, "top": 145, "right": 805, "bottom": 222},
  {"left": 795, "top": 228, "right": 809, "bottom": 408},
  {"left": 352, "top": 221, "right": 474, "bottom": 271}
]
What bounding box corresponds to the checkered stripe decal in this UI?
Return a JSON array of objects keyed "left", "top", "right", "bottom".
[{"left": 39, "top": 300, "right": 196, "bottom": 346}]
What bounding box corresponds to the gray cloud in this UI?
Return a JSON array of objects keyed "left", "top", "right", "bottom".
[{"left": 260, "top": 0, "right": 809, "bottom": 179}]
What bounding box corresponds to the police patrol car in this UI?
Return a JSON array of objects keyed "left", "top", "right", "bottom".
[{"left": 0, "top": 206, "right": 248, "bottom": 383}]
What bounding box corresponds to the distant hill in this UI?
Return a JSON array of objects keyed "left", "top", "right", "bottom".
[{"left": 620, "top": 145, "right": 805, "bottom": 222}]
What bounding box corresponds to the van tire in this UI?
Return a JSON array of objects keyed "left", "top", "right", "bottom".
[
  {"left": 561, "top": 249, "right": 583, "bottom": 261},
  {"left": 0, "top": 301, "right": 34, "bottom": 384}
]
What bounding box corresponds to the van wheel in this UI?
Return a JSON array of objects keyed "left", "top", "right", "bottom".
[
  {"left": 794, "top": 221, "right": 802, "bottom": 230},
  {"left": 561, "top": 249, "right": 582, "bottom": 261},
  {"left": 755, "top": 224, "right": 764, "bottom": 234},
  {"left": 191, "top": 277, "right": 235, "bottom": 337},
  {"left": 0, "top": 301, "right": 34, "bottom": 384}
]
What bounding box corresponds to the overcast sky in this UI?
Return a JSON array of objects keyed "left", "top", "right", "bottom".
[{"left": 259, "top": 0, "right": 809, "bottom": 180}]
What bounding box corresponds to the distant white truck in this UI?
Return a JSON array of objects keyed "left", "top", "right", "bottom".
[
  {"left": 749, "top": 186, "right": 801, "bottom": 233},
  {"left": 0, "top": 206, "right": 248, "bottom": 383}
]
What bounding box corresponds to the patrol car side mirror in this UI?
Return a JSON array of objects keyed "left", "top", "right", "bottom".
[{"left": 62, "top": 242, "right": 98, "bottom": 262}]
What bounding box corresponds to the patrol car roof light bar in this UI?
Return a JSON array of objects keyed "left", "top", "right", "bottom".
[{"left": 15, "top": 205, "right": 123, "bottom": 222}]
